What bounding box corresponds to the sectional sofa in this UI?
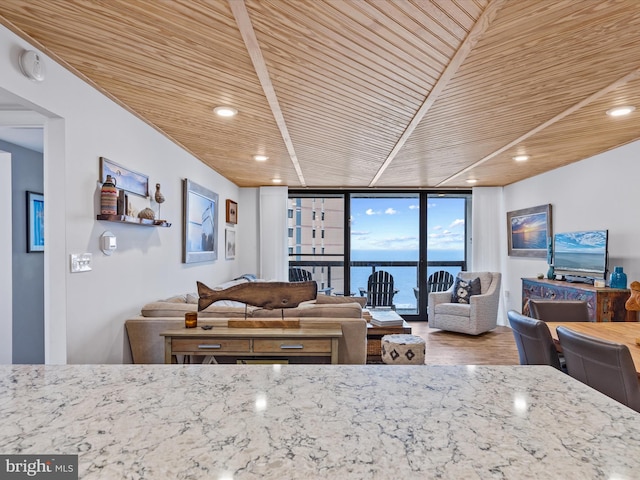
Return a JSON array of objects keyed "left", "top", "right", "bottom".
[{"left": 125, "top": 279, "right": 367, "bottom": 364}]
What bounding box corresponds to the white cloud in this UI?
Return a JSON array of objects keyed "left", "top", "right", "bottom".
[
  {"left": 427, "top": 229, "right": 466, "bottom": 250},
  {"left": 427, "top": 202, "right": 437, "bottom": 208},
  {"left": 365, "top": 208, "right": 380, "bottom": 215},
  {"left": 385, "top": 208, "right": 397, "bottom": 215},
  {"left": 351, "top": 230, "right": 370, "bottom": 236},
  {"left": 409, "top": 204, "right": 419, "bottom": 210},
  {"left": 450, "top": 219, "right": 465, "bottom": 228},
  {"left": 369, "top": 236, "right": 419, "bottom": 250},
  {"left": 433, "top": 225, "right": 443, "bottom": 231}
]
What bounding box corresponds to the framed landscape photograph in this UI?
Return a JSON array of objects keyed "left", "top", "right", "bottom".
[
  {"left": 99, "top": 156, "right": 149, "bottom": 197},
  {"left": 507, "top": 204, "right": 552, "bottom": 258},
  {"left": 27, "top": 191, "right": 44, "bottom": 252},
  {"left": 226, "top": 199, "right": 238, "bottom": 224},
  {"left": 225, "top": 228, "right": 236, "bottom": 259},
  {"left": 183, "top": 179, "right": 219, "bottom": 263}
]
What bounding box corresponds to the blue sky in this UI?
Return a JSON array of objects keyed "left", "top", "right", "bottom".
[{"left": 350, "top": 197, "right": 465, "bottom": 251}]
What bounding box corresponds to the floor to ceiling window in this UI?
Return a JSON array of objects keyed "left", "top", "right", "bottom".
[
  {"left": 287, "top": 194, "right": 345, "bottom": 295},
  {"left": 288, "top": 191, "right": 471, "bottom": 321},
  {"left": 350, "top": 193, "right": 420, "bottom": 314}
]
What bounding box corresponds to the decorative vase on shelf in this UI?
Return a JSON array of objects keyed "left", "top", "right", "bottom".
[
  {"left": 546, "top": 265, "right": 554, "bottom": 280},
  {"left": 100, "top": 175, "right": 118, "bottom": 215},
  {"left": 609, "top": 266, "right": 627, "bottom": 289}
]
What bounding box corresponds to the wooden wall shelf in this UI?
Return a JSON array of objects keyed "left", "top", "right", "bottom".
[{"left": 97, "top": 214, "right": 171, "bottom": 227}]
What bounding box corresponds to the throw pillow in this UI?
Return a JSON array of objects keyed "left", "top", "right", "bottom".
[
  {"left": 185, "top": 293, "right": 199, "bottom": 304},
  {"left": 451, "top": 276, "right": 481, "bottom": 304}
]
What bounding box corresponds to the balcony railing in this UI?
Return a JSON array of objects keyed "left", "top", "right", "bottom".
[{"left": 289, "top": 258, "right": 467, "bottom": 316}]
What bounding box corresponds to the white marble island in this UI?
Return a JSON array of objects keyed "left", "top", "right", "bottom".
[{"left": 1, "top": 364, "right": 640, "bottom": 479}]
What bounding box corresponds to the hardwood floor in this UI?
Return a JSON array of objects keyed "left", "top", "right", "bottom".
[{"left": 407, "top": 322, "right": 520, "bottom": 366}]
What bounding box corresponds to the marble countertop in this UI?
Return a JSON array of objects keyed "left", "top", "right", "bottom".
[{"left": 1, "top": 364, "right": 640, "bottom": 479}]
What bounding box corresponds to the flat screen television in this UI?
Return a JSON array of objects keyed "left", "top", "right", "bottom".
[{"left": 553, "top": 230, "right": 608, "bottom": 280}]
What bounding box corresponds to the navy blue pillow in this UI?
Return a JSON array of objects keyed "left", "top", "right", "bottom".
[{"left": 451, "top": 276, "right": 481, "bottom": 304}]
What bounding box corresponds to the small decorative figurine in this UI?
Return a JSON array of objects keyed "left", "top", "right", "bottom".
[{"left": 154, "top": 183, "right": 165, "bottom": 218}]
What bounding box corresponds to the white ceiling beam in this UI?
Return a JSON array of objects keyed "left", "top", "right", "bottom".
[
  {"left": 437, "top": 66, "right": 640, "bottom": 186},
  {"left": 229, "top": 0, "right": 306, "bottom": 187},
  {"left": 368, "top": 0, "right": 507, "bottom": 187}
]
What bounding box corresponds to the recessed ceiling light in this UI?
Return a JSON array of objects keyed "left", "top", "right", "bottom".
[
  {"left": 513, "top": 155, "right": 530, "bottom": 162},
  {"left": 466, "top": 179, "right": 477, "bottom": 184},
  {"left": 272, "top": 178, "right": 282, "bottom": 184},
  {"left": 213, "top": 106, "right": 238, "bottom": 117},
  {"left": 606, "top": 106, "right": 635, "bottom": 117},
  {"left": 253, "top": 155, "right": 268, "bottom": 161}
]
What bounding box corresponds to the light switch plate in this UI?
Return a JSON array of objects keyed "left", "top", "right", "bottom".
[{"left": 70, "top": 253, "right": 92, "bottom": 273}]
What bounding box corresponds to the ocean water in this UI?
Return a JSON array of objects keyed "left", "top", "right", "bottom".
[
  {"left": 511, "top": 230, "right": 546, "bottom": 249},
  {"left": 350, "top": 249, "right": 464, "bottom": 310},
  {"left": 554, "top": 251, "right": 605, "bottom": 272}
]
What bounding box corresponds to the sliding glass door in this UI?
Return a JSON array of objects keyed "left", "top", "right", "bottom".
[
  {"left": 350, "top": 193, "right": 420, "bottom": 315},
  {"left": 288, "top": 191, "right": 471, "bottom": 321},
  {"left": 421, "top": 194, "right": 469, "bottom": 316}
]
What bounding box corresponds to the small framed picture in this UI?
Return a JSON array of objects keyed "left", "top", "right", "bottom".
[
  {"left": 225, "top": 228, "right": 236, "bottom": 259},
  {"left": 226, "top": 199, "right": 238, "bottom": 224},
  {"left": 99, "top": 157, "right": 149, "bottom": 198},
  {"left": 27, "top": 191, "right": 44, "bottom": 252}
]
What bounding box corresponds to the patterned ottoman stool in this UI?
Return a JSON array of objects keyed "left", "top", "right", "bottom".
[{"left": 381, "top": 334, "right": 425, "bottom": 365}]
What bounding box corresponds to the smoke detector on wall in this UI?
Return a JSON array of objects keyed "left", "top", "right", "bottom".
[{"left": 19, "top": 50, "right": 46, "bottom": 82}]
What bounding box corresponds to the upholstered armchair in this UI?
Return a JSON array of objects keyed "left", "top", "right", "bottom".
[{"left": 427, "top": 272, "right": 501, "bottom": 335}]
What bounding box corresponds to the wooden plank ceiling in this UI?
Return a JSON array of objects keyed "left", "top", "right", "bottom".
[{"left": 1, "top": 0, "right": 640, "bottom": 188}]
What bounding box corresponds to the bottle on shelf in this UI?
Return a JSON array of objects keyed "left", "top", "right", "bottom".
[
  {"left": 609, "top": 266, "right": 627, "bottom": 289},
  {"left": 100, "top": 175, "right": 118, "bottom": 215}
]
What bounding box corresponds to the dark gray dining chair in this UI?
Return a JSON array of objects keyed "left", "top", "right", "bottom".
[
  {"left": 529, "top": 300, "right": 589, "bottom": 322},
  {"left": 507, "top": 310, "right": 562, "bottom": 370},
  {"left": 556, "top": 326, "right": 640, "bottom": 412}
]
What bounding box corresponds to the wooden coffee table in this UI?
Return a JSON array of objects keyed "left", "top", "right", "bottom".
[{"left": 366, "top": 321, "right": 412, "bottom": 363}]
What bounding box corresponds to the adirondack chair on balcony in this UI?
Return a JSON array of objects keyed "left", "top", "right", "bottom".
[
  {"left": 359, "top": 270, "right": 398, "bottom": 309},
  {"left": 288, "top": 267, "right": 333, "bottom": 295},
  {"left": 413, "top": 270, "right": 455, "bottom": 302}
]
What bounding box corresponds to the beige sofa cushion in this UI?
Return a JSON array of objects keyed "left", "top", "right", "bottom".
[
  {"left": 251, "top": 302, "right": 362, "bottom": 318},
  {"left": 141, "top": 293, "right": 365, "bottom": 318},
  {"left": 141, "top": 302, "right": 257, "bottom": 318},
  {"left": 315, "top": 295, "right": 367, "bottom": 307}
]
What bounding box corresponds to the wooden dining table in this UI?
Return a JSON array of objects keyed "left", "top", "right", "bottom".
[{"left": 546, "top": 322, "right": 640, "bottom": 374}]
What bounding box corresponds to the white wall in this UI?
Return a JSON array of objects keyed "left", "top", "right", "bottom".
[
  {"left": 0, "top": 151, "right": 12, "bottom": 363},
  {"left": 0, "top": 25, "right": 249, "bottom": 363},
  {"left": 238, "top": 188, "right": 259, "bottom": 276},
  {"left": 502, "top": 140, "right": 640, "bottom": 318},
  {"left": 259, "top": 186, "right": 288, "bottom": 280}
]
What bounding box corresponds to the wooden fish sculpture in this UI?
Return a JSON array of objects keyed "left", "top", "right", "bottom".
[{"left": 197, "top": 281, "right": 317, "bottom": 311}]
